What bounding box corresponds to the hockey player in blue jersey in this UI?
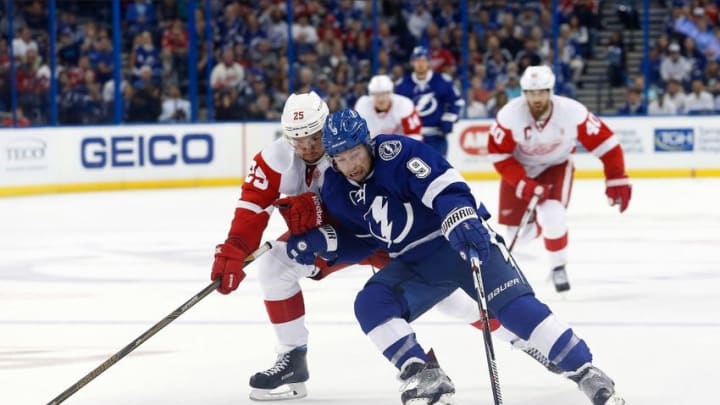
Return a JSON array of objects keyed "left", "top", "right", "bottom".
[
  {"left": 395, "top": 46, "right": 464, "bottom": 158},
  {"left": 284, "top": 108, "right": 625, "bottom": 405}
]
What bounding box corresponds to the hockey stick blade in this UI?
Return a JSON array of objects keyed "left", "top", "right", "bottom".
[{"left": 47, "top": 241, "right": 273, "bottom": 405}]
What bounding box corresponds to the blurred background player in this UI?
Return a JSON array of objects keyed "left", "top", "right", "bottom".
[
  {"left": 487, "top": 65, "right": 632, "bottom": 292},
  {"left": 395, "top": 46, "right": 464, "bottom": 158},
  {"left": 286, "top": 108, "right": 625, "bottom": 405},
  {"left": 354, "top": 74, "right": 422, "bottom": 140}
]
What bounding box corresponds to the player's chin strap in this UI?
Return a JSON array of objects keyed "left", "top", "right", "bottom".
[{"left": 46, "top": 242, "right": 273, "bottom": 405}]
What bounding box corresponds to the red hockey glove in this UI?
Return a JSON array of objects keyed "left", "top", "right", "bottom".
[
  {"left": 275, "top": 192, "right": 327, "bottom": 235},
  {"left": 211, "top": 243, "right": 248, "bottom": 294},
  {"left": 516, "top": 177, "right": 550, "bottom": 204},
  {"left": 605, "top": 176, "right": 632, "bottom": 213}
]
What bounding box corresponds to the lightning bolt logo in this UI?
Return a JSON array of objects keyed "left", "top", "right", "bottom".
[
  {"left": 415, "top": 93, "right": 438, "bottom": 117},
  {"left": 366, "top": 196, "right": 393, "bottom": 247},
  {"left": 364, "top": 197, "right": 414, "bottom": 248}
]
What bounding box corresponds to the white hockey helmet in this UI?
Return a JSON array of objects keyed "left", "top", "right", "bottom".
[
  {"left": 281, "top": 91, "right": 329, "bottom": 138},
  {"left": 520, "top": 65, "right": 556, "bottom": 92},
  {"left": 368, "top": 74, "right": 394, "bottom": 94}
]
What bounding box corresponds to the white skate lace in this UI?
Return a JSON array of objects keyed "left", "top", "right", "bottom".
[{"left": 262, "top": 353, "right": 291, "bottom": 376}]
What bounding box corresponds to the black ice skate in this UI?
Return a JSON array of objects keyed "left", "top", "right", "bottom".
[
  {"left": 552, "top": 264, "right": 571, "bottom": 292},
  {"left": 249, "top": 346, "right": 309, "bottom": 401},
  {"left": 398, "top": 358, "right": 455, "bottom": 405},
  {"left": 567, "top": 363, "right": 625, "bottom": 405}
]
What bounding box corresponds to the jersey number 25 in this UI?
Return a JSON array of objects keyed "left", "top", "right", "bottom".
[{"left": 246, "top": 161, "right": 269, "bottom": 190}]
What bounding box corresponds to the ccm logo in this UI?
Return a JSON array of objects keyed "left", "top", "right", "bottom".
[
  {"left": 459, "top": 125, "right": 490, "bottom": 156},
  {"left": 81, "top": 133, "right": 214, "bottom": 168}
]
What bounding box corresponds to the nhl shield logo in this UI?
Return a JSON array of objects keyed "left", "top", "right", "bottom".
[{"left": 378, "top": 140, "right": 402, "bottom": 161}]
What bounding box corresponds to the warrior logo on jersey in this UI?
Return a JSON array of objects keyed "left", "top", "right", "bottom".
[
  {"left": 363, "top": 196, "right": 414, "bottom": 248},
  {"left": 378, "top": 140, "right": 402, "bottom": 161},
  {"left": 414, "top": 93, "right": 438, "bottom": 117}
]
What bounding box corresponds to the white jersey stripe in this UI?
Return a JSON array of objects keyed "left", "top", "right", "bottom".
[
  {"left": 527, "top": 314, "right": 571, "bottom": 358},
  {"left": 441, "top": 112, "right": 458, "bottom": 122},
  {"left": 488, "top": 153, "right": 512, "bottom": 163},
  {"left": 389, "top": 231, "right": 443, "bottom": 258},
  {"left": 590, "top": 136, "right": 619, "bottom": 158},
  {"left": 421, "top": 168, "right": 464, "bottom": 208},
  {"left": 367, "top": 318, "right": 413, "bottom": 352},
  {"left": 561, "top": 161, "right": 573, "bottom": 206},
  {"left": 236, "top": 200, "right": 264, "bottom": 213}
]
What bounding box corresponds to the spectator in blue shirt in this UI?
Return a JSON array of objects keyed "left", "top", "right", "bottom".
[
  {"left": 127, "top": 0, "right": 156, "bottom": 37},
  {"left": 618, "top": 88, "right": 647, "bottom": 115}
]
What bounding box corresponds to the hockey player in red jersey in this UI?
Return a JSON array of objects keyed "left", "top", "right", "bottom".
[
  {"left": 211, "top": 91, "right": 351, "bottom": 401},
  {"left": 354, "top": 74, "right": 422, "bottom": 141},
  {"left": 487, "top": 65, "right": 632, "bottom": 292}
]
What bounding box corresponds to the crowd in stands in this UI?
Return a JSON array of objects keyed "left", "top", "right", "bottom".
[
  {"left": 618, "top": 0, "right": 720, "bottom": 115},
  {"left": 1, "top": 0, "right": 718, "bottom": 126}
]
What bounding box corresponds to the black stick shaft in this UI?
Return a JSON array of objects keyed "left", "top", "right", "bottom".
[
  {"left": 471, "top": 256, "right": 503, "bottom": 405},
  {"left": 47, "top": 241, "right": 272, "bottom": 405},
  {"left": 508, "top": 193, "right": 540, "bottom": 252}
]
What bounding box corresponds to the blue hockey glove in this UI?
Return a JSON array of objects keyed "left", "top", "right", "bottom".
[
  {"left": 441, "top": 207, "right": 490, "bottom": 264},
  {"left": 440, "top": 120, "right": 454, "bottom": 135},
  {"left": 286, "top": 224, "right": 338, "bottom": 265},
  {"left": 477, "top": 202, "right": 492, "bottom": 220}
]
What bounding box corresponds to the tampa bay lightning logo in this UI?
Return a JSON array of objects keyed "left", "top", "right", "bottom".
[
  {"left": 378, "top": 140, "right": 402, "bottom": 161},
  {"left": 414, "top": 93, "right": 438, "bottom": 117},
  {"left": 363, "top": 196, "right": 414, "bottom": 248}
]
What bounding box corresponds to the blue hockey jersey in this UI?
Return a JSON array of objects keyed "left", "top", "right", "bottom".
[
  {"left": 395, "top": 72, "right": 464, "bottom": 136},
  {"left": 321, "top": 135, "right": 478, "bottom": 263}
]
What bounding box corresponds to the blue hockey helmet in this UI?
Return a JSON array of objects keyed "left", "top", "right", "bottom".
[
  {"left": 411, "top": 45, "right": 429, "bottom": 60},
  {"left": 322, "top": 108, "right": 371, "bottom": 157}
]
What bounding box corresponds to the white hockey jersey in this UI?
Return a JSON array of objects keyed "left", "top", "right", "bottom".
[
  {"left": 225, "top": 137, "right": 331, "bottom": 251},
  {"left": 354, "top": 94, "right": 422, "bottom": 141},
  {"left": 488, "top": 94, "right": 625, "bottom": 185}
]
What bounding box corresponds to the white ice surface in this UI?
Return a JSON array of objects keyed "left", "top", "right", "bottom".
[{"left": 1, "top": 178, "right": 719, "bottom": 405}]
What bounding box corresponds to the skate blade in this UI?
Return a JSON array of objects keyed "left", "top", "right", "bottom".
[
  {"left": 554, "top": 282, "right": 571, "bottom": 293},
  {"left": 551, "top": 269, "right": 571, "bottom": 293},
  {"left": 602, "top": 394, "right": 625, "bottom": 405},
  {"left": 249, "top": 383, "right": 307, "bottom": 401},
  {"left": 405, "top": 393, "right": 455, "bottom": 405}
]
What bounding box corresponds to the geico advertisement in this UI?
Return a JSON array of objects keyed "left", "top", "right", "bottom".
[
  {"left": 70, "top": 124, "right": 248, "bottom": 181},
  {"left": 80, "top": 132, "right": 213, "bottom": 168},
  {"left": 0, "top": 124, "right": 249, "bottom": 187}
]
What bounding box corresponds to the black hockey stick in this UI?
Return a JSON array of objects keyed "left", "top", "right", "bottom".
[
  {"left": 47, "top": 241, "right": 273, "bottom": 405},
  {"left": 508, "top": 192, "right": 541, "bottom": 252},
  {"left": 469, "top": 250, "right": 503, "bottom": 405}
]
